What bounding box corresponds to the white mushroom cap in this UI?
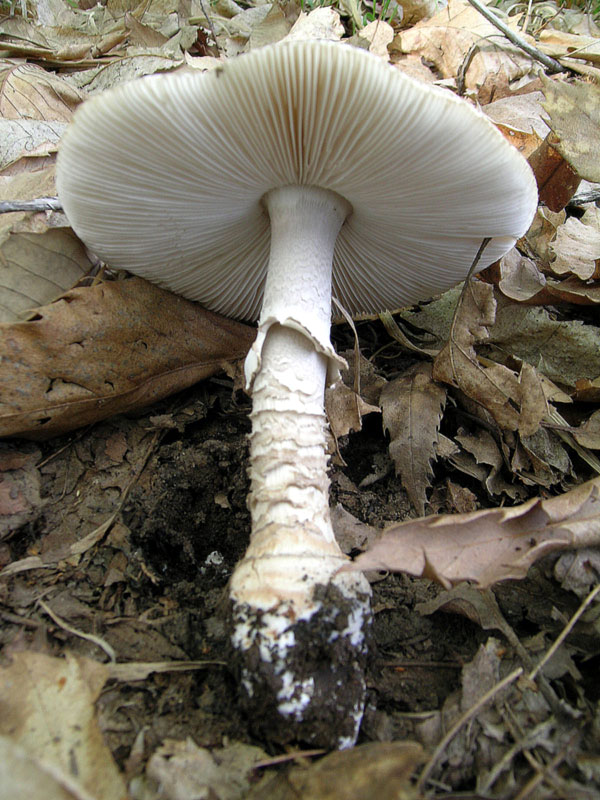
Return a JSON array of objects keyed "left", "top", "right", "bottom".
[{"left": 57, "top": 40, "right": 538, "bottom": 319}]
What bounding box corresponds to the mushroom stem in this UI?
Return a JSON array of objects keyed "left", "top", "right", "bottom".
[{"left": 229, "top": 186, "right": 372, "bottom": 748}]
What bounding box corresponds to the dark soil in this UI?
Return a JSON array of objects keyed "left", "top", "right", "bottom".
[{"left": 1, "top": 322, "right": 599, "bottom": 798}]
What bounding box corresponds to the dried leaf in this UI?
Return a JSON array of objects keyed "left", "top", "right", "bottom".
[
  {"left": 331, "top": 503, "right": 379, "bottom": 554},
  {"left": 549, "top": 208, "right": 600, "bottom": 279},
  {"left": 67, "top": 54, "right": 184, "bottom": 94},
  {"left": 0, "top": 278, "right": 255, "bottom": 439},
  {"left": 403, "top": 283, "right": 600, "bottom": 394},
  {"left": 0, "top": 737, "right": 88, "bottom": 800},
  {"left": 484, "top": 91, "right": 550, "bottom": 140},
  {"left": 360, "top": 20, "right": 394, "bottom": 60},
  {"left": 396, "top": 0, "right": 438, "bottom": 27},
  {"left": 527, "top": 134, "right": 581, "bottom": 212},
  {"left": 498, "top": 249, "right": 547, "bottom": 302},
  {"left": 542, "top": 276, "right": 600, "bottom": 306},
  {"left": 0, "top": 652, "right": 126, "bottom": 800},
  {"left": 417, "top": 584, "right": 510, "bottom": 633},
  {"left": 519, "top": 427, "right": 573, "bottom": 488},
  {"left": 455, "top": 428, "right": 506, "bottom": 495},
  {"left": 0, "top": 118, "right": 66, "bottom": 171},
  {"left": 0, "top": 62, "right": 84, "bottom": 122},
  {"left": 0, "top": 228, "right": 93, "bottom": 322},
  {"left": 541, "top": 76, "right": 600, "bottom": 182},
  {"left": 538, "top": 30, "right": 600, "bottom": 65},
  {"left": 249, "top": 3, "right": 294, "bottom": 49},
  {"left": 432, "top": 281, "right": 547, "bottom": 435},
  {"left": 396, "top": 0, "right": 535, "bottom": 101},
  {"left": 572, "top": 410, "right": 600, "bottom": 450},
  {"left": 526, "top": 207, "right": 566, "bottom": 265},
  {"left": 0, "top": 16, "right": 128, "bottom": 63},
  {"left": 247, "top": 742, "right": 424, "bottom": 800},
  {"left": 147, "top": 739, "right": 267, "bottom": 800},
  {"left": 342, "top": 476, "right": 600, "bottom": 588},
  {"left": 283, "top": 7, "right": 344, "bottom": 42},
  {"left": 381, "top": 362, "right": 446, "bottom": 515},
  {"left": 498, "top": 250, "right": 600, "bottom": 306},
  {"left": 326, "top": 380, "right": 380, "bottom": 440},
  {"left": 489, "top": 299, "right": 600, "bottom": 391}
]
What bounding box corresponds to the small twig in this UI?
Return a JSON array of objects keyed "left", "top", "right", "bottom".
[
  {"left": 0, "top": 196, "right": 62, "bottom": 214},
  {"left": 416, "top": 666, "right": 523, "bottom": 793},
  {"left": 569, "top": 187, "right": 600, "bottom": 206},
  {"left": 513, "top": 735, "right": 577, "bottom": 800},
  {"left": 465, "top": 0, "right": 565, "bottom": 73},
  {"left": 253, "top": 749, "right": 326, "bottom": 769},
  {"left": 198, "top": 0, "right": 219, "bottom": 52},
  {"left": 38, "top": 599, "right": 117, "bottom": 663},
  {"left": 528, "top": 583, "right": 600, "bottom": 682}
]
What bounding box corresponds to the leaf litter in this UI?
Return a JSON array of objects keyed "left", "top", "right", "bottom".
[{"left": 1, "top": 0, "right": 600, "bottom": 798}]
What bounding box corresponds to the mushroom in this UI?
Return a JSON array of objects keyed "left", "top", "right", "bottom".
[{"left": 56, "top": 40, "right": 538, "bottom": 748}]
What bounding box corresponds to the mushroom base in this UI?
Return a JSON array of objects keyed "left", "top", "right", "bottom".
[{"left": 230, "top": 579, "right": 372, "bottom": 750}]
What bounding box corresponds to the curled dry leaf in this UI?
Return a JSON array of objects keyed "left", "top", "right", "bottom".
[
  {"left": 0, "top": 277, "right": 255, "bottom": 439},
  {"left": 498, "top": 249, "right": 547, "bottom": 302},
  {"left": 381, "top": 362, "right": 446, "bottom": 515},
  {"left": 526, "top": 207, "right": 566, "bottom": 266},
  {"left": 342, "top": 476, "right": 600, "bottom": 589},
  {"left": 396, "top": 0, "right": 439, "bottom": 28}
]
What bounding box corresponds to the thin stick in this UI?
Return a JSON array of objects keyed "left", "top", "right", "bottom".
[
  {"left": 528, "top": 583, "right": 600, "bottom": 682},
  {"left": 465, "top": 0, "right": 564, "bottom": 73},
  {"left": 39, "top": 599, "right": 117, "bottom": 663},
  {"left": 0, "top": 197, "right": 63, "bottom": 214},
  {"left": 416, "top": 666, "right": 523, "bottom": 793},
  {"left": 198, "top": 0, "right": 219, "bottom": 52}
]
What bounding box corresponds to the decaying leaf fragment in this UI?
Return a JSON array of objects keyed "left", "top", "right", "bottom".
[
  {"left": 0, "top": 651, "right": 126, "bottom": 800},
  {"left": 0, "top": 278, "right": 255, "bottom": 439},
  {"left": 146, "top": 739, "right": 267, "bottom": 800},
  {"left": 549, "top": 207, "right": 600, "bottom": 280},
  {"left": 432, "top": 281, "right": 547, "bottom": 437},
  {"left": 395, "top": 0, "right": 535, "bottom": 101},
  {"left": 381, "top": 362, "right": 446, "bottom": 515},
  {"left": 342, "top": 476, "right": 600, "bottom": 588},
  {"left": 541, "top": 76, "right": 600, "bottom": 183},
  {"left": 0, "top": 62, "right": 85, "bottom": 122},
  {"left": 247, "top": 742, "right": 424, "bottom": 800}
]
